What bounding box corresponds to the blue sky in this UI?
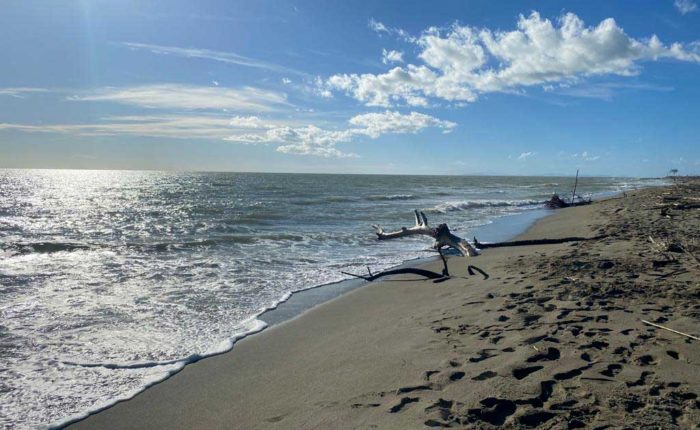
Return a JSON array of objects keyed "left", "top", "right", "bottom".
[{"left": 1, "top": 0, "right": 699, "bottom": 176}]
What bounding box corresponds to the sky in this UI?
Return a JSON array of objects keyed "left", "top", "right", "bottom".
[{"left": 1, "top": 0, "right": 699, "bottom": 176}]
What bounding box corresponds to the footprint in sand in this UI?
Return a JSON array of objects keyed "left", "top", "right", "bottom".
[
  {"left": 389, "top": 397, "right": 419, "bottom": 413},
  {"left": 635, "top": 354, "right": 657, "bottom": 366},
  {"left": 424, "top": 370, "right": 439, "bottom": 381},
  {"left": 612, "top": 346, "right": 629, "bottom": 356},
  {"left": 554, "top": 364, "right": 592, "bottom": 381},
  {"left": 600, "top": 363, "right": 623, "bottom": 378},
  {"left": 469, "top": 349, "right": 498, "bottom": 363},
  {"left": 467, "top": 398, "right": 517, "bottom": 426},
  {"left": 449, "top": 371, "right": 465, "bottom": 382},
  {"left": 472, "top": 371, "right": 497, "bottom": 381},
  {"left": 512, "top": 366, "right": 544, "bottom": 380},
  {"left": 534, "top": 380, "right": 556, "bottom": 405},
  {"left": 550, "top": 399, "right": 578, "bottom": 410},
  {"left": 490, "top": 335, "right": 505, "bottom": 344},
  {"left": 526, "top": 347, "right": 560, "bottom": 362},
  {"left": 522, "top": 334, "right": 548, "bottom": 345},
  {"left": 579, "top": 340, "right": 608, "bottom": 351},
  {"left": 423, "top": 398, "right": 456, "bottom": 427},
  {"left": 396, "top": 384, "right": 431, "bottom": 394},
  {"left": 518, "top": 410, "right": 556, "bottom": 427},
  {"left": 350, "top": 403, "right": 380, "bottom": 409},
  {"left": 626, "top": 371, "right": 653, "bottom": 387}
]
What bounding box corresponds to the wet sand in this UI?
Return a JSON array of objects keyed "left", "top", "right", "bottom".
[{"left": 69, "top": 180, "right": 700, "bottom": 429}]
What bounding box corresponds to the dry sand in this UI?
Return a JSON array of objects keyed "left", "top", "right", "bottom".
[{"left": 69, "top": 180, "right": 700, "bottom": 429}]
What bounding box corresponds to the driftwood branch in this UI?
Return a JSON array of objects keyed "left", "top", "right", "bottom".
[
  {"left": 373, "top": 210, "right": 478, "bottom": 257},
  {"left": 341, "top": 267, "right": 447, "bottom": 282},
  {"left": 641, "top": 320, "right": 700, "bottom": 341},
  {"left": 341, "top": 248, "right": 451, "bottom": 283},
  {"left": 467, "top": 265, "right": 490, "bottom": 280},
  {"left": 473, "top": 235, "right": 609, "bottom": 249}
]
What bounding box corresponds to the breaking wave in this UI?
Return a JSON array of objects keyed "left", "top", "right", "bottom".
[
  {"left": 428, "top": 199, "right": 543, "bottom": 213},
  {"left": 366, "top": 194, "right": 417, "bottom": 201}
]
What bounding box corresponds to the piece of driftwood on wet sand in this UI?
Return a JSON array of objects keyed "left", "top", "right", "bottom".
[
  {"left": 373, "top": 210, "right": 479, "bottom": 257},
  {"left": 340, "top": 210, "right": 610, "bottom": 283},
  {"left": 341, "top": 210, "right": 480, "bottom": 283}
]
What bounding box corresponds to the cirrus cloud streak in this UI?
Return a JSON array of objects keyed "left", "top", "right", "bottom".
[{"left": 69, "top": 84, "right": 291, "bottom": 112}]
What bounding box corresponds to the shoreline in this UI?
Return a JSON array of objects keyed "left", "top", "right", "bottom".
[
  {"left": 53, "top": 202, "right": 553, "bottom": 429},
  {"left": 258, "top": 207, "right": 552, "bottom": 327},
  {"left": 68, "top": 183, "right": 700, "bottom": 429}
]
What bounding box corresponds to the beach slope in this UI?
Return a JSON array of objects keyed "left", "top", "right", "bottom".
[{"left": 69, "top": 180, "right": 700, "bottom": 429}]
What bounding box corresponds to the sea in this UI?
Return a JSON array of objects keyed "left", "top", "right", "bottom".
[{"left": 0, "top": 170, "right": 665, "bottom": 429}]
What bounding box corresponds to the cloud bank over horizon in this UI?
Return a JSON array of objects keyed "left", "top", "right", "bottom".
[{"left": 224, "top": 111, "right": 456, "bottom": 158}]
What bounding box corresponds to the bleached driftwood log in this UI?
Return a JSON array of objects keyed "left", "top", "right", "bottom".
[{"left": 372, "top": 210, "right": 478, "bottom": 257}]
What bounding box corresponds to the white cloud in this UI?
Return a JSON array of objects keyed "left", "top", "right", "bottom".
[
  {"left": 1, "top": 110, "right": 454, "bottom": 156},
  {"left": 225, "top": 110, "right": 455, "bottom": 158},
  {"left": 571, "top": 151, "right": 600, "bottom": 161},
  {"left": 327, "top": 12, "right": 700, "bottom": 107},
  {"left": 382, "top": 49, "right": 404, "bottom": 64},
  {"left": 0, "top": 87, "right": 49, "bottom": 98},
  {"left": 675, "top": 0, "right": 697, "bottom": 14},
  {"left": 327, "top": 65, "right": 437, "bottom": 107},
  {"left": 517, "top": 151, "right": 535, "bottom": 160},
  {"left": 0, "top": 115, "right": 236, "bottom": 139},
  {"left": 228, "top": 125, "right": 358, "bottom": 158},
  {"left": 368, "top": 18, "right": 415, "bottom": 42},
  {"left": 348, "top": 110, "right": 455, "bottom": 137},
  {"left": 69, "top": 84, "right": 290, "bottom": 112},
  {"left": 552, "top": 82, "right": 674, "bottom": 101},
  {"left": 121, "top": 42, "right": 308, "bottom": 76},
  {"left": 369, "top": 18, "right": 389, "bottom": 34},
  {"left": 230, "top": 115, "right": 266, "bottom": 128}
]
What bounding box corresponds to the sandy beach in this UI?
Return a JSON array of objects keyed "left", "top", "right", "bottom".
[{"left": 68, "top": 180, "right": 700, "bottom": 429}]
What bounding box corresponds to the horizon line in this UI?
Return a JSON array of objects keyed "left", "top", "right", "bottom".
[{"left": 0, "top": 166, "right": 668, "bottom": 179}]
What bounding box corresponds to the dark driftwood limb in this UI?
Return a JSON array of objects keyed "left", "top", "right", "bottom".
[
  {"left": 340, "top": 268, "right": 446, "bottom": 282},
  {"left": 341, "top": 248, "right": 451, "bottom": 283},
  {"left": 467, "top": 265, "right": 490, "bottom": 280},
  {"left": 473, "top": 235, "right": 609, "bottom": 249},
  {"left": 437, "top": 247, "right": 450, "bottom": 277},
  {"left": 672, "top": 203, "right": 700, "bottom": 210}
]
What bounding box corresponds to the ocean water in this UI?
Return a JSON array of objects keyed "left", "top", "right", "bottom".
[{"left": 0, "top": 170, "right": 664, "bottom": 429}]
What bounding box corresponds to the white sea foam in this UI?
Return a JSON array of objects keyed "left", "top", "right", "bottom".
[
  {"left": 428, "top": 199, "right": 543, "bottom": 213},
  {"left": 48, "top": 318, "right": 267, "bottom": 430}
]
